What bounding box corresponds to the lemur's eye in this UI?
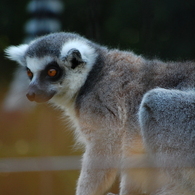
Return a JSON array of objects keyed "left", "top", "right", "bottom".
[
  {"left": 44, "top": 61, "right": 63, "bottom": 82},
  {"left": 27, "top": 68, "right": 33, "bottom": 79},
  {"left": 47, "top": 69, "right": 57, "bottom": 77}
]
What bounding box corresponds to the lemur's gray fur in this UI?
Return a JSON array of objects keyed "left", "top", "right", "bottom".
[
  {"left": 139, "top": 88, "right": 195, "bottom": 195},
  {"left": 5, "top": 32, "right": 195, "bottom": 195}
]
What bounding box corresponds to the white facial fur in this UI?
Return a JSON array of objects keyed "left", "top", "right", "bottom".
[
  {"left": 26, "top": 56, "right": 56, "bottom": 85},
  {"left": 26, "top": 56, "right": 54, "bottom": 73}
]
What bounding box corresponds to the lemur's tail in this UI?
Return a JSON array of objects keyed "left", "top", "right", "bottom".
[{"left": 24, "top": 0, "right": 63, "bottom": 43}]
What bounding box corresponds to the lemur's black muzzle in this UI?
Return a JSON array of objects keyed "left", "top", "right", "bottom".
[{"left": 26, "top": 84, "right": 56, "bottom": 103}]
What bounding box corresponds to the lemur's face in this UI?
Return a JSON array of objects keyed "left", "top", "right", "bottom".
[
  {"left": 25, "top": 56, "right": 65, "bottom": 103},
  {"left": 5, "top": 33, "right": 97, "bottom": 104},
  {"left": 25, "top": 46, "right": 91, "bottom": 103}
]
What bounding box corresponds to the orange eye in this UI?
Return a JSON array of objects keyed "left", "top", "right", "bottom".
[
  {"left": 27, "top": 69, "right": 33, "bottom": 79},
  {"left": 48, "top": 69, "right": 57, "bottom": 77}
]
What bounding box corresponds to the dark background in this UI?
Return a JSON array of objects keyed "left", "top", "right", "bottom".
[
  {"left": 1, "top": 0, "right": 195, "bottom": 59},
  {"left": 1, "top": 0, "right": 195, "bottom": 84},
  {"left": 0, "top": 0, "right": 195, "bottom": 194}
]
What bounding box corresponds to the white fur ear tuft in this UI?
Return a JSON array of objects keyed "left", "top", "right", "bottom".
[{"left": 5, "top": 44, "right": 29, "bottom": 66}]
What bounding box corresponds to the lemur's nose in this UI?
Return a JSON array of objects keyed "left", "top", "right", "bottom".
[
  {"left": 26, "top": 84, "right": 56, "bottom": 103},
  {"left": 26, "top": 92, "right": 35, "bottom": 101}
]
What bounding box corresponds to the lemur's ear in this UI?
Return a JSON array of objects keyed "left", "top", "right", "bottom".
[
  {"left": 61, "top": 48, "right": 86, "bottom": 69},
  {"left": 5, "top": 44, "right": 29, "bottom": 66}
]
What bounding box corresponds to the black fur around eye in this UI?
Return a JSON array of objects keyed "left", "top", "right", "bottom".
[{"left": 44, "top": 61, "right": 64, "bottom": 82}]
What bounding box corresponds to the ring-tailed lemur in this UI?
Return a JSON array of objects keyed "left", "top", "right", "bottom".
[{"left": 5, "top": 32, "right": 195, "bottom": 195}]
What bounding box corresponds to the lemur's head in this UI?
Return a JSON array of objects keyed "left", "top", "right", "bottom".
[{"left": 5, "top": 32, "right": 97, "bottom": 103}]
